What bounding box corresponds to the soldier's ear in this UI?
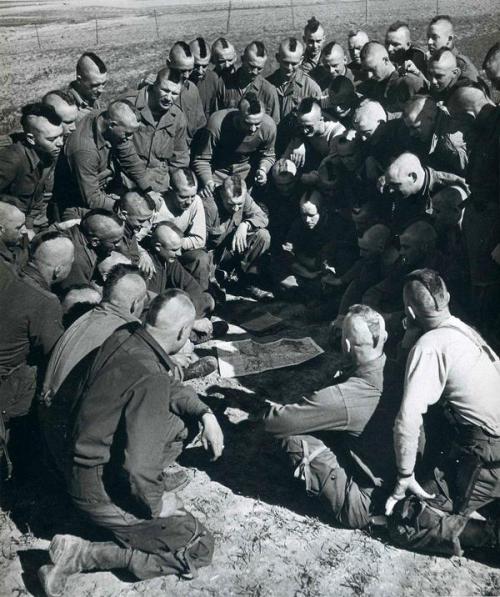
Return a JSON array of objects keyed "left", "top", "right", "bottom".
[
  {"left": 25, "top": 132, "right": 36, "bottom": 146},
  {"left": 409, "top": 171, "right": 417, "bottom": 183}
]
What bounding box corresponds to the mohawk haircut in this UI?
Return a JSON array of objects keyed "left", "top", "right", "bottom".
[
  {"left": 247, "top": 40, "right": 266, "bottom": 57},
  {"left": 305, "top": 16, "right": 321, "bottom": 34},
  {"left": 387, "top": 20, "right": 410, "bottom": 33},
  {"left": 213, "top": 37, "right": 230, "bottom": 50},
  {"left": 288, "top": 37, "right": 298, "bottom": 52},
  {"left": 429, "top": 14, "right": 453, "bottom": 26},
  {"left": 42, "top": 89, "right": 76, "bottom": 106},
  {"left": 297, "top": 97, "right": 321, "bottom": 115},
  {"left": 240, "top": 92, "right": 262, "bottom": 114},
  {"left": 172, "top": 167, "right": 197, "bottom": 189},
  {"left": 223, "top": 174, "right": 245, "bottom": 198},
  {"left": 21, "top": 102, "right": 62, "bottom": 129},
  {"left": 173, "top": 41, "right": 192, "bottom": 57},
  {"left": 77, "top": 52, "right": 107, "bottom": 75},
  {"left": 195, "top": 37, "right": 209, "bottom": 58}
]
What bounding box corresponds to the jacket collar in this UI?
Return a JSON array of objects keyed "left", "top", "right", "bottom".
[{"left": 133, "top": 326, "right": 177, "bottom": 373}]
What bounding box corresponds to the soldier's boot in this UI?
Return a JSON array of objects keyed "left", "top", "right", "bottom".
[
  {"left": 459, "top": 518, "right": 500, "bottom": 550},
  {"left": 39, "top": 534, "right": 132, "bottom": 597}
]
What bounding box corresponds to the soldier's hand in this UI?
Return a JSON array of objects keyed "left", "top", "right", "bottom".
[
  {"left": 290, "top": 143, "right": 306, "bottom": 168},
  {"left": 491, "top": 243, "right": 500, "bottom": 265},
  {"left": 232, "top": 222, "right": 248, "bottom": 254},
  {"left": 385, "top": 473, "right": 435, "bottom": 516},
  {"left": 193, "top": 317, "right": 213, "bottom": 336},
  {"left": 404, "top": 60, "right": 421, "bottom": 77},
  {"left": 159, "top": 492, "right": 185, "bottom": 518},
  {"left": 138, "top": 249, "right": 156, "bottom": 279},
  {"left": 255, "top": 168, "right": 267, "bottom": 186},
  {"left": 200, "top": 180, "right": 216, "bottom": 199},
  {"left": 200, "top": 412, "right": 225, "bottom": 461},
  {"left": 143, "top": 72, "right": 156, "bottom": 86}
]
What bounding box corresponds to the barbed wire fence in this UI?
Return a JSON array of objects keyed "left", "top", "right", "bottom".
[{"left": 0, "top": 0, "right": 478, "bottom": 55}]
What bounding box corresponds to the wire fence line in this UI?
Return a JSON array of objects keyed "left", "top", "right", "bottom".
[{"left": 0, "top": 0, "right": 489, "bottom": 55}]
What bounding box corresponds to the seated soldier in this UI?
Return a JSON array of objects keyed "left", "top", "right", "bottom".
[
  {"left": 215, "top": 41, "right": 280, "bottom": 123},
  {"left": 193, "top": 93, "right": 276, "bottom": 198},
  {"left": 210, "top": 37, "right": 238, "bottom": 77},
  {"left": 300, "top": 17, "right": 326, "bottom": 83},
  {"left": 0, "top": 200, "right": 28, "bottom": 277},
  {"left": 363, "top": 220, "right": 444, "bottom": 336},
  {"left": 167, "top": 42, "right": 207, "bottom": 144},
  {"left": 283, "top": 98, "right": 345, "bottom": 174},
  {"left": 317, "top": 130, "right": 375, "bottom": 212},
  {"left": 385, "top": 270, "right": 500, "bottom": 559},
  {"left": 59, "top": 209, "right": 125, "bottom": 293},
  {"left": 67, "top": 52, "right": 107, "bottom": 122},
  {"left": 260, "top": 159, "right": 304, "bottom": 253},
  {"left": 359, "top": 42, "right": 426, "bottom": 117},
  {"left": 56, "top": 99, "right": 162, "bottom": 219},
  {"left": 385, "top": 21, "right": 426, "bottom": 75},
  {"left": 204, "top": 175, "right": 272, "bottom": 300},
  {"left": 0, "top": 232, "right": 74, "bottom": 477},
  {"left": 402, "top": 95, "right": 469, "bottom": 176},
  {"left": 347, "top": 29, "right": 370, "bottom": 85},
  {"left": 190, "top": 37, "right": 219, "bottom": 118},
  {"left": 122, "top": 66, "right": 189, "bottom": 192},
  {"left": 0, "top": 103, "right": 64, "bottom": 233},
  {"left": 115, "top": 191, "right": 155, "bottom": 273},
  {"left": 328, "top": 224, "right": 397, "bottom": 327},
  {"left": 38, "top": 291, "right": 224, "bottom": 594},
  {"left": 323, "top": 75, "right": 360, "bottom": 128},
  {"left": 155, "top": 169, "right": 210, "bottom": 290},
  {"left": 377, "top": 152, "right": 467, "bottom": 233},
  {"left": 259, "top": 304, "right": 401, "bottom": 529}
]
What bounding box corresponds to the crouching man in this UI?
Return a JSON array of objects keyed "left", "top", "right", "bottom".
[
  {"left": 260, "top": 304, "right": 400, "bottom": 528},
  {"left": 39, "top": 290, "right": 224, "bottom": 596}
]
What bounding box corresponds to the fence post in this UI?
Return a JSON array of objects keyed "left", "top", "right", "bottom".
[
  {"left": 290, "top": 0, "right": 295, "bottom": 29},
  {"left": 365, "top": 0, "right": 368, "bottom": 24},
  {"left": 34, "top": 23, "right": 42, "bottom": 50},
  {"left": 95, "top": 17, "right": 99, "bottom": 45},
  {"left": 154, "top": 9, "right": 160, "bottom": 39},
  {"left": 226, "top": 0, "right": 232, "bottom": 34},
  {"left": 436, "top": 0, "right": 440, "bottom": 15}
]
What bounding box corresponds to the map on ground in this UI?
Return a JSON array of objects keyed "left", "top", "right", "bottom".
[{"left": 216, "top": 337, "right": 324, "bottom": 378}]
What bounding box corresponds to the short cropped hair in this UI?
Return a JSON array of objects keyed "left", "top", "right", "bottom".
[
  {"left": 146, "top": 289, "right": 190, "bottom": 326},
  {"left": 239, "top": 92, "right": 262, "bottom": 114},
  {"left": 297, "top": 97, "right": 321, "bottom": 115},
  {"left": 347, "top": 304, "right": 382, "bottom": 347},
  {"left": 42, "top": 89, "right": 76, "bottom": 106},
  {"left": 102, "top": 263, "right": 144, "bottom": 302},
  {"left": 387, "top": 20, "right": 410, "bottom": 33}
]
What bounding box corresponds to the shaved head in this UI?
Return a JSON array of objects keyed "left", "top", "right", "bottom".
[
  {"left": 361, "top": 41, "right": 394, "bottom": 81},
  {"left": 343, "top": 304, "right": 387, "bottom": 360},
  {"left": 0, "top": 201, "right": 26, "bottom": 245},
  {"left": 358, "top": 223, "right": 391, "bottom": 255},
  {"left": 98, "top": 251, "right": 132, "bottom": 281},
  {"left": 404, "top": 268, "right": 450, "bottom": 320},
  {"left": 32, "top": 233, "right": 75, "bottom": 284},
  {"left": 118, "top": 191, "right": 154, "bottom": 232},
  {"left": 102, "top": 263, "right": 147, "bottom": 316},
  {"left": 189, "top": 37, "right": 211, "bottom": 82},
  {"left": 42, "top": 90, "right": 78, "bottom": 137},
  {"left": 447, "top": 86, "right": 494, "bottom": 118},
  {"left": 399, "top": 220, "right": 437, "bottom": 267},
  {"left": 62, "top": 286, "right": 101, "bottom": 314},
  {"left": 353, "top": 100, "right": 387, "bottom": 142},
  {"left": 432, "top": 185, "right": 467, "bottom": 229},
  {"left": 385, "top": 152, "right": 425, "bottom": 198},
  {"left": 322, "top": 42, "right": 347, "bottom": 77}
]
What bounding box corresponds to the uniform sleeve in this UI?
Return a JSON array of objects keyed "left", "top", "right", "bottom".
[
  {"left": 265, "top": 84, "right": 281, "bottom": 124},
  {"left": 0, "top": 147, "right": 19, "bottom": 193},
  {"left": 168, "top": 259, "right": 210, "bottom": 317},
  {"left": 256, "top": 123, "right": 277, "bottom": 174},
  {"left": 169, "top": 113, "right": 190, "bottom": 171},
  {"left": 263, "top": 385, "right": 348, "bottom": 438},
  {"left": 243, "top": 195, "right": 268, "bottom": 229},
  {"left": 181, "top": 198, "right": 206, "bottom": 251},
  {"left": 393, "top": 343, "right": 447, "bottom": 475},
  {"left": 30, "top": 297, "right": 64, "bottom": 356},
  {"left": 186, "top": 86, "right": 208, "bottom": 141},
  {"left": 66, "top": 148, "right": 116, "bottom": 211},
  {"left": 192, "top": 121, "right": 218, "bottom": 185},
  {"left": 115, "top": 140, "right": 151, "bottom": 193},
  {"left": 214, "top": 77, "right": 226, "bottom": 112},
  {"left": 168, "top": 378, "right": 212, "bottom": 419}
]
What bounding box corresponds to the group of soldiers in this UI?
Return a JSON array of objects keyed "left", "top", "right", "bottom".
[{"left": 1, "top": 11, "right": 500, "bottom": 595}]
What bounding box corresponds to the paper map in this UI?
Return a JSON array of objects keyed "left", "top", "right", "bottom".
[
  {"left": 240, "top": 312, "right": 284, "bottom": 333},
  {"left": 216, "top": 337, "right": 324, "bottom": 378}
]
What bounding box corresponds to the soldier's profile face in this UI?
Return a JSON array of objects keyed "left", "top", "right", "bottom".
[
  {"left": 362, "top": 54, "right": 386, "bottom": 81},
  {"left": 1, "top": 210, "right": 26, "bottom": 246},
  {"left": 55, "top": 102, "right": 78, "bottom": 137},
  {"left": 79, "top": 70, "right": 107, "bottom": 101},
  {"left": 29, "top": 117, "right": 64, "bottom": 159},
  {"left": 427, "top": 23, "right": 452, "bottom": 54}
]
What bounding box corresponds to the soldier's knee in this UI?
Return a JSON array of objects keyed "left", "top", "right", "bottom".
[{"left": 251, "top": 228, "right": 271, "bottom": 252}]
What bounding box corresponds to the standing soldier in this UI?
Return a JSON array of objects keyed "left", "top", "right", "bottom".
[{"left": 300, "top": 17, "right": 326, "bottom": 80}]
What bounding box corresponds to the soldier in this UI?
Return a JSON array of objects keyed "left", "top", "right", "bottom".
[
  {"left": 193, "top": 93, "right": 276, "bottom": 198},
  {"left": 190, "top": 37, "right": 219, "bottom": 118},
  {"left": 359, "top": 42, "right": 426, "bottom": 117},
  {"left": 38, "top": 291, "right": 223, "bottom": 595},
  {"left": 122, "top": 66, "right": 189, "bottom": 192},
  {"left": 211, "top": 37, "right": 238, "bottom": 77},
  {"left": 0, "top": 232, "right": 74, "bottom": 476},
  {"left": 0, "top": 201, "right": 28, "bottom": 277},
  {"left": 319, "top": 42, "right": 354, "bottom": 91},
  {"left": 42, "top": 90, "right": 78, "bottom": 139},
  {"left": 167, "top": 41, "right": 207, "bottom": 143},
  {"left": 215, "top": 41, "right": 280, "bottom": 123},
  {"left": 385, "top": 21, "right": 426, "bottom": 75},
  {"left": 427, "top": 49, "right": 472, "bottom": 103},
  {"left": 0, "top": 103, "right": 63, "bottom": 233},
  {"left": 204, "top": 175, "right": 272, "bottom": 300},
  {"left": 347, "top": 29, "right": 370, "bottom": 84},
  {"left": 402, "top": 95, "right": 469, "bottom": 176},
  {"left": 483, "top": 42, "right": 500, "bottom": 91},
  {"left": 68, "top": 52, "right": 108, "bottom": 122},
  {"left": 57, "top": 99, "right": 162, "bottom": 219},
  {"left": 426, "top": 15, "right": 479, "bottom": 82},
  {"left": 300, "top": 16, "right": 326, "bottom": 80}
]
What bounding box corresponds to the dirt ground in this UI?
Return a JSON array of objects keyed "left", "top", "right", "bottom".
[{"left": 2, "top": 295, "right": 500, "bottom": 597}]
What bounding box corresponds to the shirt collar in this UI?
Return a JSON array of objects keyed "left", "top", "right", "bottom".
[
  {"left": 69, "top": 80, "right": 92, "bottom": 109},
  {"left": 21, "top": 262, "right": 51, "bottom": 292},
  {"left": 133, "top": 326, "right": 177, "bottom": 372}
]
